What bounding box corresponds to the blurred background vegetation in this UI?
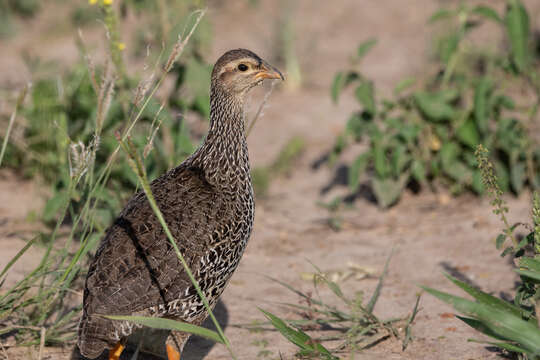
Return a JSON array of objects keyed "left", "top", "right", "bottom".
[{"left": 1, "top": 0, "right": 540, "bottom": 359}]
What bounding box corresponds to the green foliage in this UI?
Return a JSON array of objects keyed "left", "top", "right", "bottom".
[
  {"left": 331, "top": 1, "right": 540, "bottom": 208},
  {"left": 424, "top": 146, "right": 540, "bottom": 358},
  {"left": 1, "top": 3, "right": 214, "bottom": 231},
  {"left": 260, "top": 308, "right": 337, "bottom": 359},
  {"left": 0, "top": 5, "right": 209, "bottom": 349},
  {"left": 255, "top": 255, "right": 420, "bottom": 357},
  {"left": 3, "top": 62, "right": 196, "bottom": 230},
  {"left": 7, "top": 0, "right": 40, "bottom": 18}
]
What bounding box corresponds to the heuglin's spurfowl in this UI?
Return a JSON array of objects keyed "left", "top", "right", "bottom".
[{"left": 77, "top": 49, "right": 283, "bottom": 360}]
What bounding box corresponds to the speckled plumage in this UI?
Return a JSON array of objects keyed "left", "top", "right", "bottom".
[{"left": 78, "top": 49, "right": 282, "bottom": 359}]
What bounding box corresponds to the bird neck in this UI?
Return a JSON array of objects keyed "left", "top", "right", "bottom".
[{"left": 191, "top": 87, "right": 251, "bottom": 188}]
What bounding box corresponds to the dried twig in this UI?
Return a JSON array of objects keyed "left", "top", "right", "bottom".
[
  {"left": 164, "top": 9, "right": 206, "bottom": 72},
  {"left": 246, "top": 81, "right": 276, "bottom": 137}
]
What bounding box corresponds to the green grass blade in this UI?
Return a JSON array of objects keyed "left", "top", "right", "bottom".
[
  {"left": 467, "top": 338, "right": 530, "bottom": 354},
  {"left": 505, "top": 0, "right": 530, "bottom": 72},
  {"left": 402, "top": 292, "right": 421, "bottom": 350},
  {"left": 259, "top": 308, "right": 337, "bottom": 359},
  {"left": 442, "top": 273, "right": 526, "bottom": 319},
  {"left": 422, "top": 286, "right": 540, "bottom": 354},
  {"left": 0, "top": 85, "right": 28, "bottom": 167},
  {"left": 456, "top": 316, "right": 508, "bottom": 341},
  {"left": 0, "top": 235, "right": 38, "bottom": 282},
  {"left": 367, "top": 250, "right": 393, "bottom": 314},
  {"left": 104, "top": 315, "right": 224, "bottom": 344},
  {"left": 515, "top": 269, "right": 540, "bottom": 282}
]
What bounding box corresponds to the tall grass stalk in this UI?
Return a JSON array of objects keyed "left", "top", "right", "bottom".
[{"left": 0, "top": 85, "right": 28, "bottom": 167}]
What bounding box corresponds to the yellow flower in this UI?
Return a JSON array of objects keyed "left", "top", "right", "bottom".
[
  {"left": 88, "top": 0, "right": 97, "bottom": 4},
  {"left": 103, "top": 0, "right": 113, "bottom": 5},
  {"left": 117, "top": 42, "right": 126, "bottom": 51},
  {"left": 428, "top": 134, "right": 441, "bottom": 151}
]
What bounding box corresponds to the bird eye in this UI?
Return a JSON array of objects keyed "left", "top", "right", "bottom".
[{"left": 237, "top": 64, "right": 248, "bottom": 71}]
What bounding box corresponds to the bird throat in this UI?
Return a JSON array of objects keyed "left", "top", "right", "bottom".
[{"left": 191, "top": 89, "right": 251, "bottom": 189}]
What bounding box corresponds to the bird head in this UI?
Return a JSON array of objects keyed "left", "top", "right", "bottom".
[{"left": 211, "top": 49, "right": 284, "bottom": 97}]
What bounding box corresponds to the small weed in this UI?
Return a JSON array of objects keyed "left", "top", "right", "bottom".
[
  {"left": 251, "top": 254, "right": 421, "bottom": 358},
  {"left": 424, "top": 145, "right": 540, "bottom": 358}
]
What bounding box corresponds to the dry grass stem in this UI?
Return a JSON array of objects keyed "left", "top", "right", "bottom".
[
  {"left": 96, "top": 59, "right": 115, "bottom": 134},
  {"left": 77, "top": 29, "right": 99, "bottom": 94},
  {"left": 37, "top": 327, "right": 45, "bottom": 360},
  {"left": 164, "top": 9, "right": 206, "bottom": 73},
  {"left": 0, "top": 85, "right": 29, "bottom": 167},
  {"left": 247, "top": 81, "right": 276, "bottom": 137},
  {"left": 143, "top": 102, "right": 165, "bottom": 158}
]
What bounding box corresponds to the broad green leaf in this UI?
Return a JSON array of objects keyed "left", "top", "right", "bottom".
[
  {"left": 355, "top": 81, "right": 376, "bottom": 115},
  {"left": 515, "top": 269, "right": 540, "bottom": 282},
  {"left": 510, "top": 161, "right": 526, "bottom": 194},
  {"left": 443, "top": 273, "right": 525, "bottom": 319},
  {"left": 372, "top": 174, "right": 408, "bottom": 208},
  {"left": 429, "top": 8, "right": 455, "bottom": 23},
  {"left": 438, "top": 32, "right": 460, "bottom": 64},
  {"left": 414, "top": 92, "right": 456, "bottom": 121},
  {"left": 457, "top": 316, "right": 508, "bottom": 341},
  {"left": 391, "top": 145, "right": 410, "bottom": 177},
  {"left": 471, "top": 170, "right": 484, "bottom": 194},
  {"left": 496, "top": 234, "right": 506, "bottom": 249},
  {"left": 411, "top": 159, "right": 426, "bottom": 183},
  {"left": 439, "top": 88, "right": 460, "bottom": 103},
  {"left": 345, "top": 113, "right": 364, "bottom": 140},
  {"left": 357, "top": 38, "right": 377, "bottom": 59},
  {"left": 394, "top": 77, "right": 416, "bottom": 95},
  {"left": 471, "top": 6, "right": 503, "bottom": 23},
  {"left": 519, "top": 258, "right": 540, "bottom": 272},
  {"left": 373, "top": 143, "right": 389, "bottom": 178},
  {"left": 456, "top": 118, "right": 480, "bottom": 148},
  {"left": 505, "top": 0, "right": 530, "bottom": 72},
  {"left": 495, "top": 161, "right": 510, "bottom": 192},
  {"left": 421, "top": 286, "right": 540, "bottom": 354},
  {"left": 348, "top": 152, "right": 370, "bottom": 193},
  {"left": 104, "top": 315, "right": 225, "bottom": 344},
  {"left": 474, "top": 77, "right": 492, "bottom": 134},
  {"left": 440, "top": 142, "right": 459, "bottom": 168},
  {"left": 398, "top": 123, "right": 421, "bottom": 144},
  {"left": 331, "top": 71, "right": 359, "bottom": 103}
]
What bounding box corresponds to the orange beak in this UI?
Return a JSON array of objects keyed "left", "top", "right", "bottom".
[{"left": 255, "top": 61, "right": 285, "bottom": 81}]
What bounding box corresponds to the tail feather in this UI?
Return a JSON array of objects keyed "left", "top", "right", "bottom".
[{"left": 77, "top": 314, "right": 116, "bottom": 359}]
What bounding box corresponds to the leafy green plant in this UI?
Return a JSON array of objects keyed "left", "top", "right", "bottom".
[
  {"left": 1, "top": 1, "right": 213, "bottom": 232},
  {"left": 0, "top": 4, "right": 209, "bottom": 350},
  {"left": 253, "top": 255, "right": 421, "bottom": 358},
  {"left": 424, "top": 145, "right": 540, "bottom": 358},
  {"left": 331, "top": 0, "right": 540, "bottom": 208}
]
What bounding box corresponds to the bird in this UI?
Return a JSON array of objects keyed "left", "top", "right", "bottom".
[{"left": 77, "top": 49, "right": 284, "bottom": 360}]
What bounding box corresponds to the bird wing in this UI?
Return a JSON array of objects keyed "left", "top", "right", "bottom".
[{"left": 82, "top": 163, "right": 223, "bottom": 319}]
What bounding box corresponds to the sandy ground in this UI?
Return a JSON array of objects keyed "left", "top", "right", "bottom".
[{"left": 2, "top": 0, "right": 540, "bottom": 359}]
